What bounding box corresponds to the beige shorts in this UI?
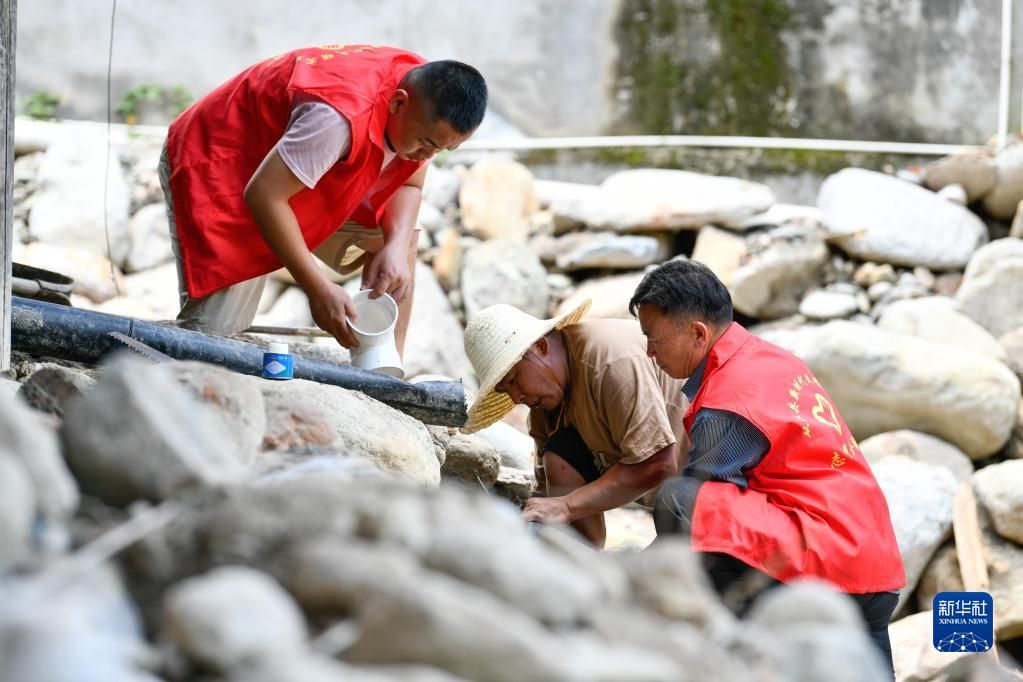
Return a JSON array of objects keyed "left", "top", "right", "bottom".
[{"left": 158, "top": 143, "right": 388, "bottom": 336}]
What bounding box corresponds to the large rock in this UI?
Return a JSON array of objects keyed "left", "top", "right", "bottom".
[
  {"left": 440, "top": 432, "right": 501, "bottom": 486},
  {"left": 430, "top": 228, "right": 464, "bottom": 292},
  {"left": 458, "top": 157, "right": 537, "bottom": 242},
  {"left": 252, "top": 284, "right": 315, "bottom": 330},
  {"left": 733, "top": 203, "right": 822, "bottom": 231},
  {"left": 343, "top": 563, "right": 680, "bottom": 681},
  {"left": 461, "top": 239, "right": 548, "bottom": 319},
  {"left": 537, "top": 231, "right": 672, "bottom": 271},
  {"left": 230, "top": 655, "right": 465, "bottom": 682},
  {"left": 877, "top": 296, "right": 1005, "bottom": 360},
  {"left": 286, "top": 537, "right": 424, "bottom": 614},
  {"left": 17, "top": 365, "right": 95, "bottom": 417},
  {"left": 983, "top": 143, "right": 1023, "bottom": 220},
  {"left": 797, "top": 288, "right": 861, "bottom": 321},
  {"left": 761, "top": 321, "right": 1021, "bottom": 459},
  {"left": 0, "top": 565, "right": 155, "bottom": 682},
  {"left": 623, "top": 539, "right": 732, "bottom": 629},
  {"left": 415, "top": 201, "right": 446, "bottom": 234},
  {"left": 421, "top": 500, "right": 609, "bottom": 625},
  {"left": 690, "top": 226, "right": 747, "bottom": 285},
  {"left": 163, "top": 566, "right": 307, "bottom": 673},
  {"left": 0, "top": 389, "right": 79, "bottom": 525},
  {"left": 923, "top": 151, "right": 997, "bottom": 202},
  {"left": 259, "top": 379, "right": 440, "bottom": 486},
  {"left": 859, "top": 430, "right": 973, "bottom": 483},
  {"left": 474, "top": 420, "right": 534, "bottom": 470},
  {"left": 253, "top": 454, "right": 389, "bottom": 488},
  {"left": 27, "top": 124, "right": 131, "bottom": 264},
  {"left": 404, "top": 262, "right": 477, "bottom": 391},
  {"left": 587, "top": 169, "right": 775, "bottom": 233},
  {"left": 972, "top": 461, "right": 1023, "bottom": 545},
  {"left": 818, "top": 168, "right": 988, "bottom": 269},
  {"left": 956, "top": 238, "right": 1023, "bottom": 338},
  {"left": 80, "top": 260, "right": 180, "bottom": 322},
  {"left": 603, "top": 508, "right": 657, "bottom": 552},
  {"left": 15, "top": 241, "right": 125, "bottom": 303},
  {"left": 494, "top": 466, "right": 535, "bottom": 500},
  {"left": 124, "top": 202, "right": 173, "bottom": 273},
  {"left": 103, "top": 261, "right": 181, "bottom": 320},
  {"left": 729, "top": 226, "right": 829, "bottom": 319},
  {"left": 534, "top": 179, "right": 603, "bottom": 233},
  {"left": 422, "top": 166, "right": 461, "bottom": 212},
  {"left": 60, "top": 355, "right": 247, "bottom": 506},
  {"left": 555, "top": 271, "right": 645, "bottom": 320},
  {"left": 872, "top": 455, "right": 958, "bottom": 613},
  {"left": 746, "top": 582, "right": 890, "bottom": 682},
  {"left": 122, "top": 139, "right": 164, "bottom": 213},
  {"left": 122, "top": 479, "right": 370, "bottom": 598},
  {"left": 168, "top": 362, "right": 267, "bottom": 465}
]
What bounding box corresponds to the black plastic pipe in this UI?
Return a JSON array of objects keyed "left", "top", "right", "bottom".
[{"left": 11, "top": 297, "right": 467, "bottom": 427}]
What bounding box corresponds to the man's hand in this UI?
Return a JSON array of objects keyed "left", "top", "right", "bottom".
[
  {"left": 308, "top": 281, "right": 359, "bottom": 348},
  {"left": 362, "top": 240, "right": 411, "bottom": 303},
  {"left": 522, "top": 496, "right": 574, "bottom": 526},
  {"left": 244, "top": 148, "right": 361, "bottom": 350}
]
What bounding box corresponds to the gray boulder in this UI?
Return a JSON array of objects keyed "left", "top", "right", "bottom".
[{"left": 819, "top": 168, "right": 987, "bottom": 270}]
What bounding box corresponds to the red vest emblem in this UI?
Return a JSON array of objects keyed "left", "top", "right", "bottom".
[{"left": 685, "top": 323, "right": 905, "bottom": 593}]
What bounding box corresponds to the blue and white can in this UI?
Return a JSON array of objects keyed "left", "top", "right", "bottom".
[{"left": 262, "top": 342, "right": 294, "bottom": 380}]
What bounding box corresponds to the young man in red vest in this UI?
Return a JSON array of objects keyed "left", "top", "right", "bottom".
[
  {"left": 630, "top": 259, "right": 905, "bottom": 677},
  {"left": 158, "top": 45, "right": 486, "bottom": 352}
]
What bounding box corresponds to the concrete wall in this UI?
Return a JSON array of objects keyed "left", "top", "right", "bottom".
[
  {"left": 610, "top": 0, "right": 1023, "bottom": 144},
  {"left": 14, "top": 0, "right": 619, "bottom": 136},
  {"left": 14, "top": 0, "right": 1023, "bottom": 143}
]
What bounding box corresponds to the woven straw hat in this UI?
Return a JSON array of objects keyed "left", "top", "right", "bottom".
[{"left": 462, "top": 299, "right": 592, "bottom": 433}]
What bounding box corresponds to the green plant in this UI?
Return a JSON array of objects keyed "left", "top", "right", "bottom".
[
  {"left": 116, "top": 83, "right": 193, "bottom": 124},
  {"left": 164, "top": 85, "right": 193, "bottom": 116},
  {"left": 24, "top": 91, "right": 60, "bottom": 120}
]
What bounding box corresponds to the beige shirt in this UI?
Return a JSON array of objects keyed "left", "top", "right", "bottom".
[{"left": 528, "top": 319, "right": 688, "bottom": 469}]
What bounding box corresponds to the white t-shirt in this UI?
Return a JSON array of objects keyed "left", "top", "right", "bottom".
[{"left": 276, "top": 95, "right": 396, "bottom": 188}]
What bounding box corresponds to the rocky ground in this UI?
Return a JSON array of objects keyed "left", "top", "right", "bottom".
[{"left": 4, "top": 117, "right": 1023, "bottom": 681}]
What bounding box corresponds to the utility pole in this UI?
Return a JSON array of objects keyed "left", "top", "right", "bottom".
[{"left": 0, "top": 0, "right": 14, "bottom": 372}]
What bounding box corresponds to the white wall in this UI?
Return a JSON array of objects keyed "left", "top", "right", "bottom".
[{"left": 15, "top": 0, "right": 620, "bottom": 136}]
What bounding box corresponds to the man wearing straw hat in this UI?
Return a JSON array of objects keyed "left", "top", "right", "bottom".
[
  {"left": 462, "top": 299, "right": 687, "bottom": 547},
  {"left": 629, "top": 259, "right": 904, "bottom": 674}
]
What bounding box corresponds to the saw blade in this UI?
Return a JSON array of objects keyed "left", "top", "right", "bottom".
[{"left": 107, "top": 332, "right": 176, "bottom": 363}]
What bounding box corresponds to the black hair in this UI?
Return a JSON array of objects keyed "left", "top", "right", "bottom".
[
  {"left": 628, "top": 259, "right": 733, "bottom": 327},
  {"left": 402, "top": 60, "right": 487, "bottom": 133}
]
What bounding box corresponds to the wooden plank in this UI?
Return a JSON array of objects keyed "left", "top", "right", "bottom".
[
  {"left": 953, "top": 481, "right": 990, "bottom": 592},
  {"left": 243, "top": 325, "right": 331, "bottom": 337},
  {"left": 0, "top": 0, "right": 14, "bottom": 372},
  {"left": 952, "top": 480, "right": 1000, "bottom": 663}
]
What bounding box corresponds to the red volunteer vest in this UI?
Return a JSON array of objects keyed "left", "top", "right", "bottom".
[
  {"left": 166, "top": 45, "right": 426, "bottom": 298},
  {"left": 685, "top": 324, "right": 905, "bottom": 593}
]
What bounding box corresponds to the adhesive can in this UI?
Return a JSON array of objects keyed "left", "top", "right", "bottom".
[{"left": 262, "top": 342, "right": 294, "bottom": 380}]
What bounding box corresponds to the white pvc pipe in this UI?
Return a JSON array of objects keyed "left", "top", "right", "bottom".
[
  {"left": 455, "top": 134, "right": 980, "bottom": 157},
  {"left": 998, "top": 0, "right": 1012, "bottom": 148}
]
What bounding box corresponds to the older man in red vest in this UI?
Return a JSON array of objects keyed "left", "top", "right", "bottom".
[
  {"left": 159, "top": 45, "right": 486, "bottom": 351},
  {"left": 630, "top": 259, "right": 905, "bottom": 678}
]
